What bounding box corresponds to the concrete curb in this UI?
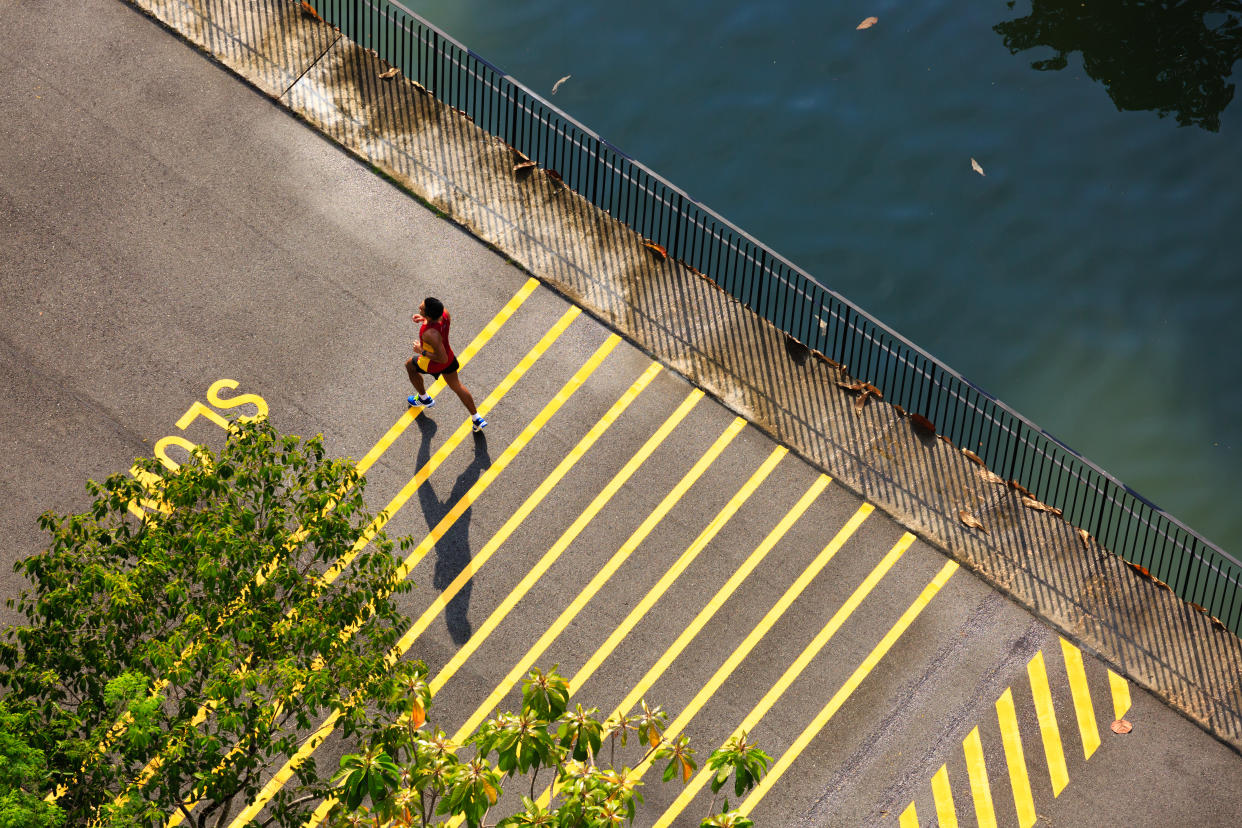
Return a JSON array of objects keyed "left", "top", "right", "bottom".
[{"left": 121, "top": 0, "right": 1242, "bottom": 754}]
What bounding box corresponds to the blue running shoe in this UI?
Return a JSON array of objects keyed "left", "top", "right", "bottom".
[
  {"left": 408, "top": 394, "right": 435, "bottom": 408},
  {"left": 472, "top": 414, "right": 488, "bottom": 432}
]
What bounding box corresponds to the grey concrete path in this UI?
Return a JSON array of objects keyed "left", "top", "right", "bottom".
[{"left": 2, "top": 1, "right": 1240, "bottom": 826}]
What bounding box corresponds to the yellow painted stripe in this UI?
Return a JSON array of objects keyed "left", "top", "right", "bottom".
[
  {"left": 1108, "top": 669, "right": 1131, "bottom": 721},
  {"left": 608, "top": 475, "right": 831, "bottom": 721},
  {"left": 425, "top": 389, "right": 703, "bottom": 698},
  {"left": 932, "top": 764, "right": 958, "bottom": 828},
  {"left": 653, "top": 517, "right": 905, "bottom": 827},
  {"left": 524, "top": 474, "right": 832, "bottom": 814},
  {"left": 352, "top": 276, "right": 539, "bottom": 477},
  {"left": 79, "top": 284, "right": 543, "bottom": 808},
  {"left": 568, "top": 445, "right": 787, "bottom": 694},
  {"left": 899, "top": 802, "right": 919, "bottom": 828},
  {"left": 1028, "top": 650, "right": 1069, "bottom": 796},
  {"left": 219, "top": 334, "right": 623, "bottom": 828},
  {"left": 295, "top": 373, "right": 682, "bottom": 828},
  {"left": 447, "top": 417, "right": 747, "bottom": 744},
  {"left": 996, "top": 687, "right": 1037, "bottom": 828},
  {"left": 1059, "top": 637, "right": 1101, "bottom": 760},
  {"left": 734, "top": 560, "right": 958, "bottom": 818},
  {"left": 963, "top": 726, "right": 997, "bottom": 828}
]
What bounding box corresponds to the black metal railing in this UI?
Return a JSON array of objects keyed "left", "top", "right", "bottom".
[{"left": 315, "top": 0, "right": 1241, "bottom": 636}]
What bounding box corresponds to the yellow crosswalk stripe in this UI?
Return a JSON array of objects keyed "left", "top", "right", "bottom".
[
  {"left": 446, "top": 417, "right": 747, "bottom": 745},
  {"left": 608, "top": 475, "right": 832, "bottom": 723},
  {"left": 899, "top": 802, "right": 919, "bottom": 827},
  {"left": 734, "top": 560, "right": 958, "bottom": 818},
  {"left": 654, "top": 522, "right": 911, "bottom": 827},
  {"left": 567, "top": 445, "right": 788, "bottom": 694},
  {"left": 175, "top": 317, "right": 605, "bottom": 827},
  {"left": 1059, "top": 637, "right": 1101, "bottom": 760},
  {"left": 932, "top": 763, "right": 958, "bottom": 828},
  {"left": 1109, "top": 669, "right": 1131, "bottom": 721},
  {"left": 996, "top": 686, "right": 1038, "bottom": 828},
  {"left": 1027, "top": 650, "right": 1069, "bottom": 796},
  {"left": 424, "top": 390, "right": 704, "bottom": 698},
  {"left": 963, "top": 725, "right": 997, "bottom": 828},
  {"left": 522, "top": 474, "right": 833, "bottom": 813}
]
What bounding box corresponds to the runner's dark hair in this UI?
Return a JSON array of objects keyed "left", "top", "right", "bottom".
[{"left": 423, "top": 297, "right": 444, "bottom": 320}]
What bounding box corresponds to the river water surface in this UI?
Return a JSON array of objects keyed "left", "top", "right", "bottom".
[{"left": 404, "top": 0, "right": 1242, "bottom": 556}]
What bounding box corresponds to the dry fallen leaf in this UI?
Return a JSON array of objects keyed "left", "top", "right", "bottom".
[
  {"left": 971, "top": 157, "right": 986, "bottom": 176},
  {"left": 552, "top": 75, "right": 572, "bottom": 95},
  {"left": 909, "top": 412, "right": 936, "bottom": 435},
  {"left": 958, "top": 510, "right": 986, "bottom": 533},
  {"left": 642, "top": 240, "right": 668, "bottom": 261},
  {"left": 1110, "top": 719, "right": 1133, "bottom": 735},
  {"left": 513, "top": 159, "right": 538, "bottom": 173},
  {"left": 300, "top": 1, "right": 322, "bottom": 21},
  {"left": 857, "top": 16, "right": 879, "bottom": 30},
  {"left": 1008, "top": 479, "right": 1034, "bottom": 499},
  {"left": 379, "top": 67, "right": 399, "bottom": 80},
  {"left": 961, "top": 448, "right": 985, "bottom": 468},
  {"left": 1021, "top": 496, "right": 1063, "bottom": 517},
  {"left": 1077, "top": 527, "right": 1091, "bottom": 549}
]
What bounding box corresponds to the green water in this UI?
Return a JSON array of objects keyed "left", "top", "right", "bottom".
[{"left": 404, "top": 0, "right": 1242, "bottom": 557}]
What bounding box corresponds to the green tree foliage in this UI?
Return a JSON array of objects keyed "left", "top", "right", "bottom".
[
  {"left": 0, "top": 700, "right": 66, "bottom": 828},
  {"left": 328, "top": 667, "right": 767, "bottom": 828},
  {"left": 0, "top": 419, "right": 420, "bottom": 828}
]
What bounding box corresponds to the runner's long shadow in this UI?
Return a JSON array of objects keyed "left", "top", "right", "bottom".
[{"left": 415, "top": 414, "right": 492, "bottom": 646}]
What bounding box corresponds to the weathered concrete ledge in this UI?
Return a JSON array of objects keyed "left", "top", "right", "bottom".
[{"left": 125, "top": 0, "right": 1242, "bottom": 753}]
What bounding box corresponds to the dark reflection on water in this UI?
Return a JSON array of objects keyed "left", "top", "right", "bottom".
[{"left": 996, "top": 0, "right": 1242, "bottom": 130}]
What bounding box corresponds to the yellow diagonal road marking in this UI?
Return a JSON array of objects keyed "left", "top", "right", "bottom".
[
  {"left": 567, "top": 445, "right": 788, "bottom": 694},
  {"left": 654, "top": 524, "right": 907, "bottom": 826},
  {"left": 524, "top": 475, "right": 834, "bottom": 813},
  {"left": 58, "top": 279, "right": 539, "bottom": 806},
  {"left": 1059, "top": 637, "right": 1101, "bottom": 760},
  {"left": 997, "top": 686, "right": 1037, "bottom": 828},
  {"left": 1027, "top": 649, "right": 1069, "bottom": 796},
  {"left": 963, "top": 725, "right": 997, "bottom": 828},
  {"left": 932, "top": 763, "right": 958, "bottom": 828},
  {"left": 446, "top": 417, "right": 748, "bottom": 745},
  {"left": 733, "top": 560, "right": 958, "bottom": 818},
  {"left": 168, "top": 312, "right": 591, "bottom": 826},
  {"left": 217, "top": 334, "right": 627, "bottom": 828},
  {"left": 425, "top": 390, "right": 705, "bottom": 699},
  {"left": 301, "top": 383, "right": 701, "bottom": 828},
  {"left": 1108, "top": 669, "right": 1131, "bottom": 721}
]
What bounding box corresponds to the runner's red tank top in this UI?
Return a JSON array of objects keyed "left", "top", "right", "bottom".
[{"left": 420, "top": 312, "right": 455, "bottom": 373}]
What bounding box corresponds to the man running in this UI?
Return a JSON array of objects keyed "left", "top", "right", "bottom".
[{"left": 406, "top": 297, "right": 487, "bottom": 432}]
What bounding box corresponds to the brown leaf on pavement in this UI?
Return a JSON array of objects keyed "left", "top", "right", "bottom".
[
  {"left": 1008, "top": 479, "right": 1034, "bottom": 499},
  {"left": 379, "top": 67, "right": 400, "bottom": 80},
  {"left": 513, "top": 159, "right": 538, "bottom": 173},
  {"left": 300, "top": 1, "right": 322, "bottom": 22},
  {"left": 909, "top": 413, "right": 936, "bottom": 435},
  {"left": 642, "top": 240, "right": 668, "bottom": 261},
  {"left": 857, "top": 16, "right": 879, "bottom": 30},
  {"left": 1077, "top": 527, "right": 1091, "bottom": 549},
  {"left": 1110, "top": 719, "right": 1133, "bottom": 734},
  {"left": 961, "top": 448, "right": 985, "bottom": 467},
  {"left": 1022, "top": 496, "right": 1063, "bottom": 517},
  {"left": 958, "top": 510, "right": 987, "bottom": 533}
]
